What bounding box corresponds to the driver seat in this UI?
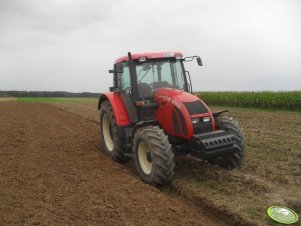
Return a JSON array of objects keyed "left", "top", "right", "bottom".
[{"left": 138, "top": 83, "right": 153, "bottom": 99}]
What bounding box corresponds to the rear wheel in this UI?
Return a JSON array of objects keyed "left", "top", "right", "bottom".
[
  {"left": 133, "top": 126, "right": 175, "bottom": 187},
  {"left": 99, "top": 100, "right": 129, "bottom": 163},
  {"left": 211, "top": 116, "right": 245, "bottom": 169}
]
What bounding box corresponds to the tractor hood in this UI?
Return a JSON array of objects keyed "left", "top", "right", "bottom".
[
  {"left": 154, "top": 88, "right": 199, "bottom": 103},
  {"left": 154, "top": 88, "right": 214, "bottom": 140},
  {"left": 154, "top": 88, "right": 211, "bottom": 117}
]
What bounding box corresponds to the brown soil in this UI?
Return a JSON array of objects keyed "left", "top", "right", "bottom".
[
  {"left": 52, "top": 101, "right": 301, "bottom": 226},
  {"left": 0, "top": 102, "right": 228, "bottom": 226}
]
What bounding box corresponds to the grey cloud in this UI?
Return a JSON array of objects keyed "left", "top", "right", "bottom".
[{"left": 0, "top": 0, "right": 300, "bottom": 92}]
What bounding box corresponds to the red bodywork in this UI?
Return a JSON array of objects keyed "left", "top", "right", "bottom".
[
  {"left": 100, "top": 89, "right": 216, "bottom": 140},
  {"left": 154, "top": 88, "right": 215, "bottom": 140},
  {"left": 99, "top": 92, "right": 131, "bottom": 126},
  {"left": 115, "top": 51, "right": 183, "bottom": 64}
]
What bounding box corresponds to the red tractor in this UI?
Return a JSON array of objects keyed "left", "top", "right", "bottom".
[{"left": 98, "top": 52, "right": 245, "bottom": 186}]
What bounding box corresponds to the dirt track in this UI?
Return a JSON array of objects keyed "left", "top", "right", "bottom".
[{"left": 0, "top": 102, "right": 227, "bottom": 225}]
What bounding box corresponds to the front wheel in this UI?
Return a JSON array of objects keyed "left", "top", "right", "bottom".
[
  {"left": 133, "top": 126, "right": 175, "bottom": 187},
  {"left": 210, "top": 116, "right": 245, "bottom": 169}
]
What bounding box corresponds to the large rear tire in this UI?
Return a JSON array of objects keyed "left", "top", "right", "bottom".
[
  {"left": 133, "top": 126, "right": 175, "bottom": 187},
  {"left": 211, "top": 116, "right": 245, "bottom": 169},
  {"left": 99, "top": 100, "right": 129, "bottom": 163}
]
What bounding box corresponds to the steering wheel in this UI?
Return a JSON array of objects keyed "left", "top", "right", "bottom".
[
  {"left": 148, "top": 82, "right": 157, "bottom": 88},
  {"left": 149, "top": 81, "right": 172, "bottom": 89}
]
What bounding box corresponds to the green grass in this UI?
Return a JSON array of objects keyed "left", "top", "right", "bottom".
[
  {"left": 196, "top": 91, "right": 301, "bottom": 111},
  {"left": 210, "top": 105, "right": 301, "bottom": 115},
  {"left": 16, "top": 97, "right": 97, "bottom": 103},
  {"left": 14, "top": 91, "right": 301, "bottom": 112}
]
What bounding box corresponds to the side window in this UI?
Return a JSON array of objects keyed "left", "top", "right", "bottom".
[
  {"left": 173, "top": 61, "right": 185, "bottom": 90},
  {"left": 117, "top": 62, "right": 131, "bottom": 94},
  {"left": 160, "top": 62, "right": 173, "bottom": 85}
]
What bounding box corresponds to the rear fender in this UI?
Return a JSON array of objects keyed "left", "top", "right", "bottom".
[{"left": 98, "top": 92, "right": 131, "bottom": 126}]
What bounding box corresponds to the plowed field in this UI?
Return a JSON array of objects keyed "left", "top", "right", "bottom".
[
  {"left": 0, "top": 102, "right": 226, "bottom": 226},
  {"left": 52, "top": 100, "right": 301, "bottom": 226},
  {"left": 1, "top": 100, "right": 300, "bottom": 226}
]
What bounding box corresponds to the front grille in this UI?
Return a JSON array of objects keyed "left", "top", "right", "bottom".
[
  {"left": 191, "top": 130, "right": 239, "bottom": 159},
  {"left": 193, "top": 121, "right": 212, "bottom": 134},
  {"left": 198, "top": 130, "right": 229, "bottom": 140},
  {"left": 184, "top": 100, "right": 208, "bottom": 115},
  {"left": 198, "top": 130, "right": 237, "bottom": 150}
]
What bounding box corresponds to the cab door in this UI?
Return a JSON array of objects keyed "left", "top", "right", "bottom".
[{"left": 116, "top": 62, "right": 138, "bottom": 123}]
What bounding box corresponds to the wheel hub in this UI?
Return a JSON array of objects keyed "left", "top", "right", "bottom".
[
  {"left": 137, "top": 142, "right": 152, "bottom": 175},
  {"left": 102, "top": 113, "right": 114, "bottom": 152},
  {"left": 146, "top": 151, "right": 152, "bottom": 162}
]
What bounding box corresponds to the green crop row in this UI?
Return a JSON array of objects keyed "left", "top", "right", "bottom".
[{"left": 196, "top": 91, "right": 301, "bottom": 111}]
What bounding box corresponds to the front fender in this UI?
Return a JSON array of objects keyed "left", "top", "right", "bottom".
[{"left": 98, "top": 92, "right": 131, "bottom": 126}]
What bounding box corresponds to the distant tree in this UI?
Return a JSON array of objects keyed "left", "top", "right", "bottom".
[{"left": 0, "top": 90, "right": 99, "bottom": 98}]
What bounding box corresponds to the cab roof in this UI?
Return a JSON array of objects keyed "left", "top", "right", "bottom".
[{"left": 114, "top": 51, "right": 183, "bottom": 64}]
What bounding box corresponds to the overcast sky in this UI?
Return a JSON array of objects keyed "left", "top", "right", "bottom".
[{"left": 0, "top": 0, "right": 300, "bottom": 92}]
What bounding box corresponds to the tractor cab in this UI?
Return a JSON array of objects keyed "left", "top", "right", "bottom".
[
  {"left": 111, "top": 52, "right": 202, "bottom": 99},
  {"left": 109, "top": 52, "right": 202, "bottom": 122}
]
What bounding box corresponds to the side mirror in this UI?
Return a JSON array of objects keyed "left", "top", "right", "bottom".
[
  {"left": 197, "top": 57, "right": 203, "bottom": 66},
  {"left": 109, "top": 69, "right": 114, "bottom": 73},
  {"left": 116, "top": 64, "right": 124, "bottom": 73},
  {"left": 109, "top": 87, "right": 119, "bottom": 92}
]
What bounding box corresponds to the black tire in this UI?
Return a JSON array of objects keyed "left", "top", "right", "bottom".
[
  {"left": 211, "top": 116, "right": 245, "bottom": 169},
  {"left": 99, "top": 100, "right": 129, "bottom": 163},
  {"left": 133, "top": 126, "right": 175, "bottom": 187}
]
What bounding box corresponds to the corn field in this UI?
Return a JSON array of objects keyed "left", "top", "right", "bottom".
[{"left": 196, "top": 91, "right": 301, "bottom": 111}]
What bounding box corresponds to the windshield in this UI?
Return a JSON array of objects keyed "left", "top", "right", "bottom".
[{"left": 135, "top": 59, "right": 186, "bottom": 99}]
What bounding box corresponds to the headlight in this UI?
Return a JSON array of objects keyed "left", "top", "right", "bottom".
[
  {"left": 203, "top": 116, "right": 210, "bottom": 122},
  {"left": 139, "top": 57, "right": 147, "bottom": 62},
  {"left": 192, "top": 118, "right": 199, "bottom": 124}
]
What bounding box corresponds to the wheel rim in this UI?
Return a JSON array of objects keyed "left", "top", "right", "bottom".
[
  {"left": 138, "top": 142, "right": 152, "bottom": 175},
  {"left": 102, "top": 113, "right": 114, "bottom": 152}
]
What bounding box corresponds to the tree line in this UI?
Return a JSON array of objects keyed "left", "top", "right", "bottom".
[{"left": 0, "top": 90, "right": 99, "bottom": 98}]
